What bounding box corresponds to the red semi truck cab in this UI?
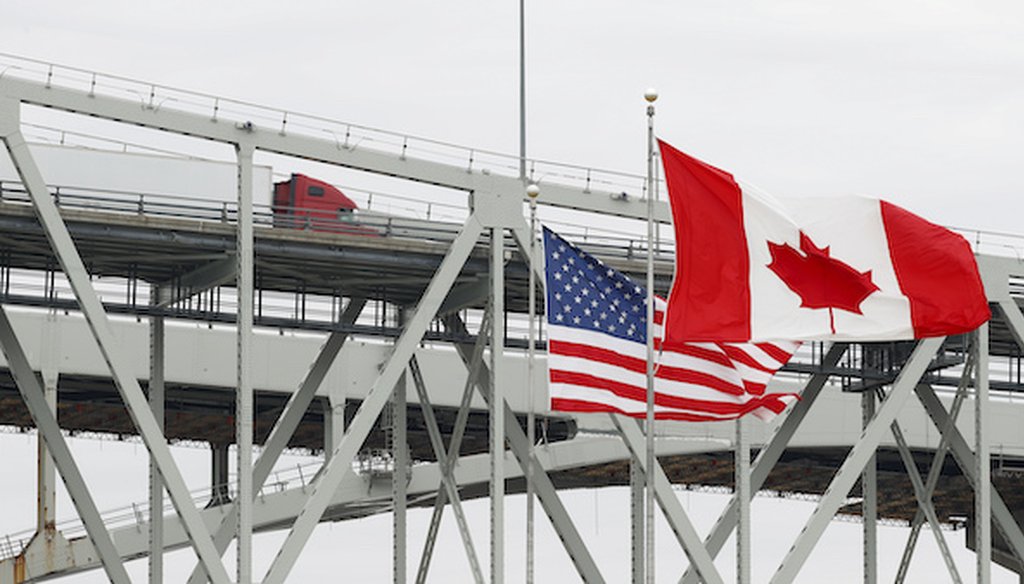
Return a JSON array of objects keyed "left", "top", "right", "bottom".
[{"left": 272, "top": 173, "right": 366, "bottom": 233}]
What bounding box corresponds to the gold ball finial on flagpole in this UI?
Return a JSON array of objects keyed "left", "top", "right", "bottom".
[
  {"left": 644, "top": 88, "right": 658, "bottom": 103},
  {"left": 527, "top": 183, "right": 540, "bottom": 209}
]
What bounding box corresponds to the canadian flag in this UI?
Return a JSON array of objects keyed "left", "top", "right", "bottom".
[{"left": 658, "top": 139, "right": 990, "bottom": 343}]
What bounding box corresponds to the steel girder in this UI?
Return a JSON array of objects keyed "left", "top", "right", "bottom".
[
  {"left": 0, "top": 98, "right": 233, "bottom": 584},
  {"left": 261, "top": 216, "right": 485, "bottom": 584},
  {"left": 769, "top": 338, "right": 944, "bottom": 583},
  {"left": 678, "top": 343, "right": 849, "bottom": 584},
  {"left": 444, "top": 313, "right": 607, "bottom": 583}
]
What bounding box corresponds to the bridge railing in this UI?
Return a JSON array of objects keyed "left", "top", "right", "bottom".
[
  {"left": 5, "top": 53, "right": 1019, "bottom": 259},
  {"left": 0, "top": 459, "right": 324, "bottom": 562},
  {"left": 0, "top": 179, "right": 676, "bottom": 259},
  {"left": 0, "top": 53, "right": 648, "bottom": 202}
]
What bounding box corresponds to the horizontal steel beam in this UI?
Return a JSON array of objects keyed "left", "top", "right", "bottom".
[
  {"left": 156, "top": 254, "right": 236, "bottom": 307},
  {"left": 0, "top": 77, "right": 670, "bottom": 223}
]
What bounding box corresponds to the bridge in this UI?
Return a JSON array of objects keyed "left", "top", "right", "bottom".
[{"left": 0, "top": 54, "right": 1023, "bottom": 583}]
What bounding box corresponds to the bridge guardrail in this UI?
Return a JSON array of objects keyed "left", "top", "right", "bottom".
[
  {"left": 0, "top": 460, "right": 324, "bottom": 562},
  {"left": 0, "top": 53, "right": 649, "bottom": 205}
]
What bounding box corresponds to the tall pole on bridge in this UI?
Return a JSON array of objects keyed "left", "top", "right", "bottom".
[
  {"left": 521, "top": 4, "right": 535, "bottom": 582},
  {"left": 526, "top": 182, "right": 540, "bottom": 584},
  {"left": 519, "top": 0, "right": 528, "bottom": 182},
  {"left": 643, "top": 87, "right": 658, "bottom": 584}
]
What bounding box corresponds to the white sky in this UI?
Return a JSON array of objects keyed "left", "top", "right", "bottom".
[{"left": 1, "top": 1, "right": 1023, "bottom": 581}]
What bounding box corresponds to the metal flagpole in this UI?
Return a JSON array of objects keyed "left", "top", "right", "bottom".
[
  {"left": 736, "top": 417, "right": 751, "bottom": 584},
  {"left": 526, "top": 183, "right": 540, "bottom": 584},
  {"left": 644, "top": 87, "right": 658, "bottom": 584},
  {"left": 519, "top": 0, "right": 527, "bottom": 181}
]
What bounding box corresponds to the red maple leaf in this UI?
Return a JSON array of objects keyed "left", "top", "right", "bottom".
[{"left": 767, "top": 232, "right": 880, "bottom": 334}]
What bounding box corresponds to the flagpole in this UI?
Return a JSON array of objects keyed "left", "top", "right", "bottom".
[
  {"left": 519, "top": 0, "right": 527, "bottom": 181},
  {"left": 525, "top": 182, "right": 539, "bottom": 584},
  {"left": 644, "top": 87, "right": 658, "bottom": 584}
]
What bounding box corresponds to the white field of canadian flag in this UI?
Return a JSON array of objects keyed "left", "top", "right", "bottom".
[{"left": 658, "top": 139, "right": 991, "bottom": 344}]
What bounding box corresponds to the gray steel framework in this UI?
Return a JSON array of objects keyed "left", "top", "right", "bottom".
[{"left": 0, "top": 59, "right": 1020, "bottom": 584}]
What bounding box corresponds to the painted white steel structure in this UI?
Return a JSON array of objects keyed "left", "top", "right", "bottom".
[
  {"left": 2, "top": 309, "right": 1024, "bottom": 582},
  {"left": 0, "top": 56, "right": 1022, "bottom": 583}
]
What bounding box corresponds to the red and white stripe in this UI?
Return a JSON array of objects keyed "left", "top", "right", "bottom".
[{"left": 549, "top": 297, "right": 800, "bottom": 422}]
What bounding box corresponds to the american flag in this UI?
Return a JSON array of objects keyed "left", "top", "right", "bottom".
[{"left": 543, "top": 227, "right": 800, "bottom": 422}]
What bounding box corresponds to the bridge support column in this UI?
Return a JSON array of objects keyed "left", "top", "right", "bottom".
[
  {"left": 736, "top": 417, "right": 751, "bottom": 584},
  {"left": 862, "top": 389, "right": 877, "bottom": 584},
  {"left": 234, "top": 140, "right": 255, "bottom": 584},
  {"left": 149, "top": 294, "right": 165, "bottom": 584},
  {"left": 323, "top": 395, "right": 344, "bottom": 460},
  {"left": 393, "top": 371, "right": 408, "bottom": 584},
  {"left": 631, "top": 461, "right": 645, "bottom": 584},
  {"left": 976, "top": 323, "right": 991, "bottom": 583},
  {"left": 210, "top": 443, "right": 231, "bottom": 507},
  {"left": 37, "top": 314, "right": 59, "bottom": 540},
  {"left": 489, "top": 227, "right": 506, "bottom": 584}
]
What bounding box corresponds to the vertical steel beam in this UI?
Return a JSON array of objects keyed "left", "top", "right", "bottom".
[
  {"left": 736, "top": 417, "right": 751, "bottom": 584},
  {"left": 185, "top": 297, "right": 365, "bottom": 584},
  {"left": 210, "top": 443, "right": 230, "bottom": 506},
  {"left": 394, "top": 371, "right": 408, "bottom": 584},
  {"left": 680, "top": 343, "right": 848, "bottom": 584},
  {"left": 409, "top": 356, "right": 485, "bottom": 584},
  {"left": 769, "top": 337, "right": 943, "bottom": 584},
  {"left": 490, "top": 227, "right": 506, "bottom": 584},
  {"left": 0, "top": 104, "right": 231, "bottom": 584},
  {"left": 977, "top": 323, "right": 991, "bottom": 583},
  {"left": 0, "top": 305, "right": 131, "bottom": 584},
  {"left": 235, "top": 140, "right": 255, "bottom": 584},
  {"left": 324, "top": 395, "right": 344, "bottom": 458},
  {"left": 861, "top": 390, "right": 877, "bottom": 584},
  {"left": 631, "top": 461, "right": 645, "bottom": 584},
  {"left": 262, "top": 216, "right": 484, "bottom": 584},
  {"left": 444, "top": 313, "right": 606, "bottom": 583},
  {"left": 611, "top": 415, "right": 725, "bottom": 584},
  {"left": 149, "top": 294, "right": 165, "bottom": 584},
  {"left": 38, "top": 313, "right": 58, "bottom": 536}
]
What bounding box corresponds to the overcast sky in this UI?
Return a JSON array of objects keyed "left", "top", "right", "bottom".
[
  {"left": 1, "top": 1, "right": 1023, "bottom": 581},
  {"left": 4, "top": 1, "right": 1023, "bottom": 231}
]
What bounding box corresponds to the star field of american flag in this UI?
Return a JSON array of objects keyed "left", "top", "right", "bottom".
[{"left": 543, "top": 227, "right": 648, "bottom": 343}]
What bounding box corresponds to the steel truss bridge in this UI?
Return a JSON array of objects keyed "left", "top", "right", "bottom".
[{"left": 1, "top": 55, "right": 1024, "bottom": 583}]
